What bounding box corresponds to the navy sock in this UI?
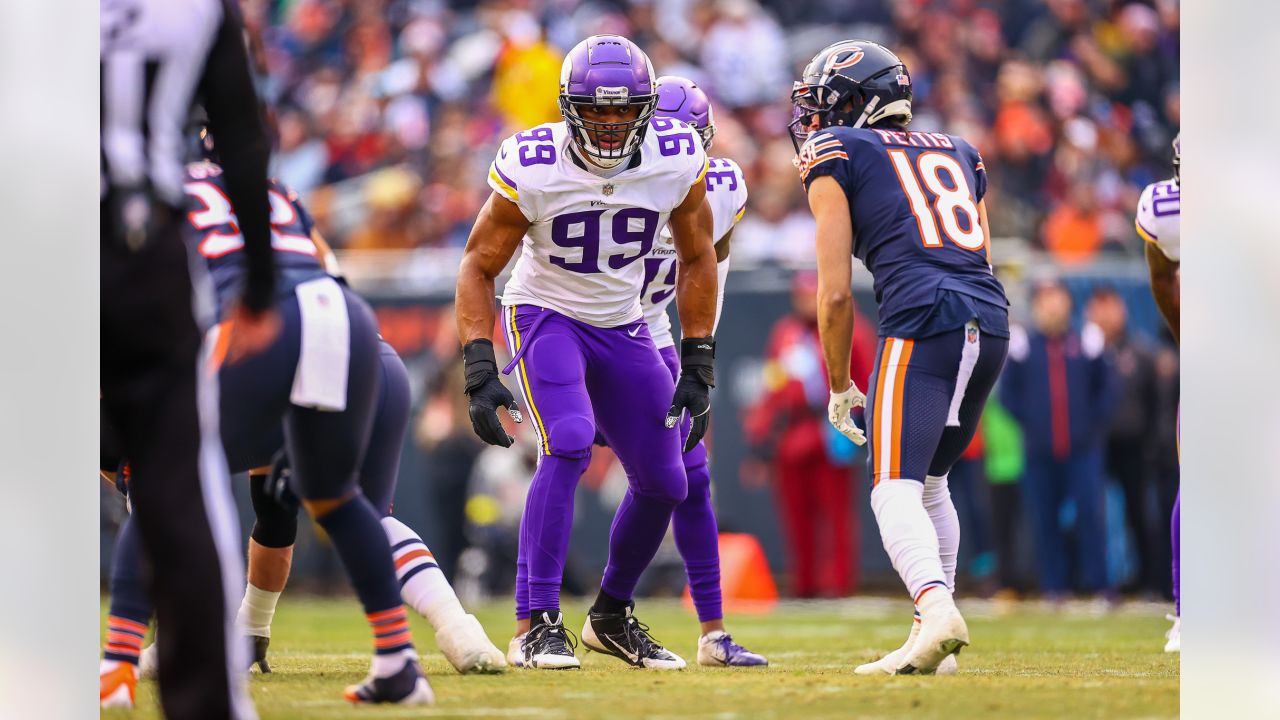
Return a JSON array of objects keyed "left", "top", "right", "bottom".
[
  {"left": 316, "top": 495, "right": 413, "bottom": 654},
  {"left": 105, "top": 516, "right": 153, "bottom": 664}
]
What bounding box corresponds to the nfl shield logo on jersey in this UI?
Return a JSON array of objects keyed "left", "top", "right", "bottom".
[
  {"left": 966, "top": 326, "right": 978, "bottom": 344},
  {"left": 602, "top": 183, "right": 615, "bottom": 196}
]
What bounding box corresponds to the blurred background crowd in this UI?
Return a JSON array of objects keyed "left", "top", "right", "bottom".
[{"left": 101, "top": 0, "right": 1181, "bottom": 606}]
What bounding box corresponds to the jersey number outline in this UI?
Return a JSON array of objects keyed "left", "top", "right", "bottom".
[
  {"left": 184, "top": 181, "right": 315, "bottom": 259},
  {"left": 887, "top": 150, "right": 984, "bottom": 251}
]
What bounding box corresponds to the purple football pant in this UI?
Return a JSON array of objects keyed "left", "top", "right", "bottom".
[
  {"left": 646, "top": 345, "right": 722, "bottom": 622},
  {"left": 504, "top": 305, "right": 686, "bottom": 617}
]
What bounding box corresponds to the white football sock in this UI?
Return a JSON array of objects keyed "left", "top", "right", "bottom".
[
  {"left": 382, "top": 516, "right": 465, "bottom": 630},
  {"left": 871, "top": 479, "right": 947, "bottom": 600},
  {"left": 237, "top": 584, "right": 282, "bottom": 638},
  {"left": 923, "top": 473, "right": 960, "bottom": 590}
]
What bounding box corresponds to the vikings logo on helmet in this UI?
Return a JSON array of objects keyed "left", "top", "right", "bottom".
[{"left": 558, "top": 35, "right": 659, "bottom": 169}]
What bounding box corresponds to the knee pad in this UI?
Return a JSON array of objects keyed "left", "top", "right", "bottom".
[
  {"left": 545, "top": 415, "right": 595, "bottom": 459},
  {"left": 249, "top": 471, "right": 299, "bottom": 549}
]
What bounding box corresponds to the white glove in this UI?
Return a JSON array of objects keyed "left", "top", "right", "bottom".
[{"left": 828, "top": 383, "right": 867, "bottom": 446}]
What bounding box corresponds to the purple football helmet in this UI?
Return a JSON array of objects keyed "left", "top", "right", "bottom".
[
  {"left": 559, "top": 35, "right": 658, "bottom": 168},
  {"left": 655, "top": 76, "right": 716, "bottom": 150}
]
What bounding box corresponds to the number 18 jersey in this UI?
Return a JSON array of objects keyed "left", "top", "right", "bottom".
[
  {"left": 489, "top": 120, "right": 709, "bottom": 328},
  {"left": 798, "top": 126, "right": 1008, "bottom": 338}
]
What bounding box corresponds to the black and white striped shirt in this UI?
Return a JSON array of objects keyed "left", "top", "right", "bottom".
[{"left": 101, "top": 0, "right": 274, "bottom": 311}]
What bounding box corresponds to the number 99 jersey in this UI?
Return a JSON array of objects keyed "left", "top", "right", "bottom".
[
  {"left": 489, "top": 119, "right": 709, "bottom": 328},
  {"left": 797, "top": 126, "right": 1008, "bottom": 338}
]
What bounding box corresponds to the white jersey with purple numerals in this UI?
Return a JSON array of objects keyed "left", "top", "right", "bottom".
[
  {"left": 641, "top": 157, "right": 748, "bottom": 349},
  {"left": 1135, "top": 177, "right": 1180, "bottom": 262},
  {"left": 489, "top": 119, "right": 709, "bottom": 328}
]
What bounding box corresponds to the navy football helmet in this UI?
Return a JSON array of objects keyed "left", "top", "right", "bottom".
[{"left": 788, "top": 40, "right": 913, "bottom": 152}]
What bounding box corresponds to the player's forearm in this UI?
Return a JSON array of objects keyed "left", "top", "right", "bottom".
[
  {"left": 455, "top": 256, "right": 498, "bottom": 344},
  {"left": 818, "top": 288, "right": 854, "bottom": 391},
  {"left": 675, "top": 249, "right": 717, "bottom": 338},
  {"left": 1145, "top": 244, "right": 1180, "bottom": 343},
  {"left": 712, "top": 257, "right": 731, "bottom": 336}
]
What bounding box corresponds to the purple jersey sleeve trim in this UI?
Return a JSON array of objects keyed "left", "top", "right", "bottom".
[
  {"left": 493, "top": 163, "right": 519, "bottom": 191},
  {"left": 1135, "top": 216, "right": 1159, "bottom": 242}
]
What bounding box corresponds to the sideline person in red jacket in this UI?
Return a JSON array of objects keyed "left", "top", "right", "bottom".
[{"left": 745, "top": 272, "right": 875, "bottom": 597}]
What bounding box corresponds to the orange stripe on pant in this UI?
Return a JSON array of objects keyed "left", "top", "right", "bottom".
[
  {"left": 872, "top": 340, "right": 894, "bottom": 484},
  {"left": 889, "top": 339, "right": 915, "bottom": 480}
]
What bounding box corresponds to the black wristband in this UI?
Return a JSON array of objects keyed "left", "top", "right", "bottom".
[
  {"left": 679, "top": 337, "right": 716, "bottom": 387},
  {"left": 463, "top": 339, "right": 499, "bottom": 394}
]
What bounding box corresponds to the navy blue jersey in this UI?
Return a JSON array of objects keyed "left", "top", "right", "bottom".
[
  {"left": 798, "top": 126, "right": 1008, "bottom": 338},
  {"left": 182, "top": 160, "right": 326, "bottom": 316}
]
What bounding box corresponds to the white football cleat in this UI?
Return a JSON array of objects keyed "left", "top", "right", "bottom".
[
  {"left": 436, "top": 614, "right": 506, "bottom": 674},
  {"left": 138, "top": 642, "right": 159, "bottom": 680},
  {"left": 100, "top": 661, "right": 137, "bottom": 709},
  {"left": 897, "top": 589, "right": 969, "bottom": 675},
  {"left": 1164, "top": 614, "right": 1180, "bottom": 653},
  {"left": 855, "top": 617, "right": 958, "bottom": 675},
  {"left": 855, "top": 618, "right": 920, "bottom": 675},
  {"left": 507, "top": 633, "right": 526, "bottom": 668}
]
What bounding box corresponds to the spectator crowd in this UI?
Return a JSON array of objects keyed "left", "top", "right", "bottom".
[{"left": 248, "top": 0, "right": 1179, "bottom": 266}]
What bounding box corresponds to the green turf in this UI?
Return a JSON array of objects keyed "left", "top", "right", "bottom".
[{"left": 101, "top": 596, "right": 1178, "bottom": 719}]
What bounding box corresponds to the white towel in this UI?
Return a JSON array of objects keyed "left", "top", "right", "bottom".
[
  {"left": 291, "top": 277, "right": 350, "bottom": 411},
  {"left": 945, "top": 320, "right": 981, "bottom": 427}
]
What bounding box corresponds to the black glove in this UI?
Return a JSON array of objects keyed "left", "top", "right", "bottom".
[
  {"left": 463, "top": 339, "right": 523, "bottom": 447},
  {"left": 665, "top": 337, "right": 715, "bottom": 453}
]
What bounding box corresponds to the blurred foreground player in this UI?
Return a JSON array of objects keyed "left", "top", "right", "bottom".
[
  {"left": 179, "top": 152, "right": 432, "bottom": 703},
  {"left": 790, "top": 41, "right": 1010, "bottom": 674},
  {"left": 1136, "top": 133, "right": 1180, "bottom": 652},
  {"left": 457, "top": 35, "right": 719, "bottom": 670},
  {"left": 100, "top": 0, "right": 276, "bottom": 716},
  {"left": 105, "top": 157, "right": 503, "bottom": 700}
]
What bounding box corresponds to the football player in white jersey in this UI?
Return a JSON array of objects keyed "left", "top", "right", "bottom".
[
  {"left": 1136, "top": 133, "right": 1180, "bottom": 652},
  {"left": 624, "top": 75, "right": 765, "bottom": 667},
  {"left": 454, "top": 35, "right": 719, "bottom": 670}
]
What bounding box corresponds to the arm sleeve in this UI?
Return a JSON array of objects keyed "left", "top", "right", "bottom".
[{"left": 199, "top": 0, "right": 274, "bottom": 311}]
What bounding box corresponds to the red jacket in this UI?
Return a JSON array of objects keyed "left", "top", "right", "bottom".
[{"left": 746, "top": 313, "right": 876, "bottom": 463}]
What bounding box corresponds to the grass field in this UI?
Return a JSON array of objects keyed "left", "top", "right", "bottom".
[{"left": 102, "top": 596, "right": 1178, "bottom": 719}]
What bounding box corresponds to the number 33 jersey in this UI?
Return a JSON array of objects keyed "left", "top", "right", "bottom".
[
  {"left": 643, "top": 157, "right": 747, "bottom": 349},
  {"left": 797, "top": 126, "right": 1008, "bottom": 339},
  {"left": 489, "top": 119, "right": 709, "bottom": 328}
]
